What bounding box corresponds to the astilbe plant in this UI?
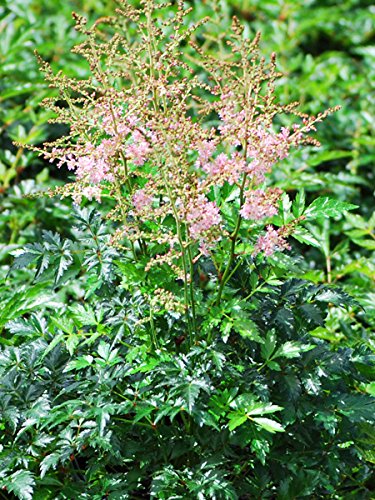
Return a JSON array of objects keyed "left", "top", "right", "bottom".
[
  {"left": 34, "top": 0, "right": 338, "bottom": 344},
  {"left": 3, "top": 1, "right": 375, "bottom": 499}
]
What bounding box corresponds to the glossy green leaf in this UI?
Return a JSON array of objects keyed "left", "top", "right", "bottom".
[
  {"left": 304, "top": 197, "right": 358, "bottom": 219},
  {"left": 252, "top": 417, "right": 285, "bottom": 433}
]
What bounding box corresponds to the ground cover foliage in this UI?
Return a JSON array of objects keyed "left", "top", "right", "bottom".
[{"left": 0, "top": 0, "right": 374, "bottom": 498}]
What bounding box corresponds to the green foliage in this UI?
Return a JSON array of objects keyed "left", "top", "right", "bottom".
[
  {"left": 0, "top": 0, "right": 117, "bottom": 191},
  {"left": 0, "top": 0, "right": 374, "bottom": 498},
  {"left": 0, "top": 209, "right": 374, "bottom": 498}
]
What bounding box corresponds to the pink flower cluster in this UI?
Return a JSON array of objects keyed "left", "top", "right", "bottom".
[
  {"left": 195, "top": 140, "right": 216, "bottom": 167},
  {"left": 132, "top": 188, "right": 153, "bottom": 212},
  {"left": 72, "top": 185, "right": 102, "bottom": 204},
  {"left": 49, "top": 100, "right": 156, "bottom": 192},
  {"left": 240, "top": 189, "right": 278, "bottom": 221},
  {"left": 216, "top": 93, "right": 304, "bottom": 185},
  {"left": 95, "top": 102, "right": 152, "bottom": 166},
  {"left": 185, "top": 195, "right": 221, "bottom": 241},
  {"left": 51, "top": 138, "right": 119, "bottom": 184},
  {"left": 200, "top": 152, "right": 246, "bottom": 186},
  {"left": 218, "top": 92, "right": 247, "bottom": 146},
  {"left": 94, "top": 101, "right": 136, "bottom": 137},
  {"left": 253, "top": 225, "right": 290, "bottom": 256},
  {"left": 245, "top": 126, "right": 298, "bottom": 182},
  {"left": 126, "top": 130, "right": 152, "bottom": 166}
]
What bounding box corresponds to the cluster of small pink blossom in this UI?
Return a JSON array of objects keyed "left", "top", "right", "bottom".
[
  {"left": 253, "top": 225, "right": 290, "bottom": 256},
  {"left": 94, "top": 101, "right": 154, "bottom": 167},
  {"left": 200, "top": 152, "right": 246, "bottom": 186},
  {"left": 240, "top": 189, "right": 279, "bottom": 221},
  {"left": 34, "top": 0, "right": 338, "bottom": 303},
  {"left": 215, "top": 93, "right": 306, "bottom": 185},
  {"left": 58, "top": 138, "right": 119, "bottom": 184},
  {"left": 217, "top": 92, "right": 247, "bottom": 146},
  {"left": 195, "top": 140, "right": 217, "bottom": 168},
  {"left": 48, "top": 99, "right": 157, "bottom": 198},
  {"left": 93, "top": 100, "right": 135, "bottom": 137},
  {"left": 185, "top": 195, "right": 221, "bottom": 244},
  {"left": 132, "top": 188, "right": 153, "bottom": 212},
  {"left": 245, "top": 125, "right": 301, "bottom": 183},
  {"left": 126, "top": 130, "right": 152, "bottom": 166},
  {"left": 72, "top": 185, "right": 102, "bottom": 205}
]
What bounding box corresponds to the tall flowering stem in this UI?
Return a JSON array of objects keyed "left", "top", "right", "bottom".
[
  {"left": 162, "top": 166, "right": 195, "bottom": 345},
  {"left": 216, "top": 172, "right": 249, "bottom": 306}
]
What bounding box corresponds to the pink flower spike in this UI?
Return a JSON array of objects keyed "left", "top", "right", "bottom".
[
  {"left": 253, "top": 225, "right": 290, "bottom": 257},
  {"left": 240, "top": 189, "right": 278, "bottom": 221},
  {"left": 185, "top": 195, "right": 221, "bottom": 241}
]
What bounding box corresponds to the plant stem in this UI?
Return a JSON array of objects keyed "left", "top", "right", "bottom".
[
  {"left": 143, "top": 9, "right": 196, "bottom": 342},
  {"left": 187, "top": 244, "right": 197, "bottom": 335},
  {"left": 167, "top": 187, "right": 194, "bottom": 346},
  {"left": 149, "top": 306, "right": 159, "bottom": 350},
  {"left": 326, "top": 254, "right": 332, "bottom": 284},
  {"left": 216, "top": 173, "right": 248, "bottom": 305},
  {"left": 113, "top": 417, "right": 152, "bottom": 428}
]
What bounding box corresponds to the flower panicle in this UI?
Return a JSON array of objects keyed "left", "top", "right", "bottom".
[{"left": 34, "top": 0, "right": 338, "bottom": 279}]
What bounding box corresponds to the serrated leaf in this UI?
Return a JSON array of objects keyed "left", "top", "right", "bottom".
[
  {"left": 154, "top": 404, "right": 183, "bottom": 425},
  {"left": 233, "top": 318, "right": 263, "bottom": 343},
  {"left": 6, "top": 470, "right": 35, "bottom": 500},
  {"left": 42, "top": 230, "right": 62, "bottom": 247},
  {"left": 252, "top": 417, "right": 285, "bottom": 433},
  {"left": 97, "top": 341, "right": 111, "bottom": 360},
  {"left": 41, "top": 332, "right": 65, "bottom": 359},
  {"left": 363, "top": 382, "right": 375, "bottom": 396},
  {"left": 281, "top": 193, "right": 293, "bottom": 224},
  {"left": 246, "top": 403, "right": 283, "bottom": 416},
  {"left": 261, "top": 331, "right": 276, "bottom": 360},
  {"left": 251, "top": 438, "right": 270, "bottom": 465},
  {"left": 55, "top": 244, "right": 73, "bottom": 283},
  {"left": 304, "top": 197, "right": 358, "bottom": 219},
  {"left": 267, "top": 360, "right": 281, "bottom": 371},
  {"left": 308, "top": 150, "right": 353, "bottom": 167},
  {"left": 292, "top": 227, "right": 321, "bottom": 248},
  {"left": 299, "top": 303, "right": 324, "bottom": 326},
  {"left": 11, "top": 248, "right": 40, "bottom": 270},
  {"left": 50, "top": 316, "right": 74, "bottom": 335},
  {"left": 275, "top": 308, "right": 295, "bottom": 332},
  {"left": 65, "top": 334, "right": 80, "bottom": 356},
  {"left": 352, "top": 238, "right": 375, "bottom": 250},
  {"left": 64, "top": 355, "right": 94, "bottom": 372},
  {"left": 210, "top": 349, "right": 226, "bottom": 371},
  {"left": 220, "top": 319, "right": 232, "bottom": 342},
  {"left": 345, "top": 229, "right": 369, "bottom": 238},
  {"left": 228, "top": 412, "right": 247, "bottom": 431},
  {"left": 336, "top": 395, "right": 375, "bottom": 422},
  {"left": 274, "top": 341, "right": 314, "bottom": 360},
  {"left": 133, "top": 404, "right": 154, "bottom": 423},
  {"left": 6, "top": 317, "right": 37, "bottom": 337},
  {"left": 69, "top": 303, "right": 100, "bottom": 326},
  {"left": 171, "top": 380, "right": 210, "bottom": 414},
  {"left": 314, "top": 288, "right": 358, "bottom": 308},
  {"left": 363, "top": 450, "right": 375, "bottom": 465},
  {"left": 292, "top": 189, "right": 306, "bottom": 218},
  {"left": 304, "top": 376, "right": 321, "bottom": 395},
  {"left": 40, "top": 453, "right": 60, "bottom": 478}
]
